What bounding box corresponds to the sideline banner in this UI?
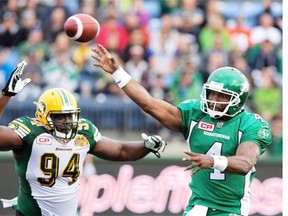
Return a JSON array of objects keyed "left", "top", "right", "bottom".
[
  {"left": 77, "top": 160, "right": 282, "bottom": 216},
  {"left": 0, "top": 158, "right": 282, "bottom": 216}
]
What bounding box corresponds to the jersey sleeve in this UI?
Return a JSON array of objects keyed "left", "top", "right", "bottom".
[
  {"left": 178, "top": 99, "right": 202, "bottom": 139},
  {"left": 77, "top": 118, "right": 102, "bottom": 152},
  {"left": 240, "top": 113, "right": 272, "bottom": 155},
  {"left": 8, "top": 117, "right": 31, "bottom": 139},
  {"left": 8, "top": 117, "right": 42, "bottom": 145}
]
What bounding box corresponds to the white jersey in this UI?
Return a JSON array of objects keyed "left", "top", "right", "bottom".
[{"left": 8, "top": 117, "right": 101, "bottom": 216}]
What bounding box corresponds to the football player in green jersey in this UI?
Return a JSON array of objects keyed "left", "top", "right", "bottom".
[
  {"left": 0, "top": 60, "right": 167, "bottom": 216},
  {"left": 92, "top": 44, "right": 272, "bottom": 216}
]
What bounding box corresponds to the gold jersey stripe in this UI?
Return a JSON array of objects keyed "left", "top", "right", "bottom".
[{"left": 11, "top": 120, "right": 31, "bottom": 134}]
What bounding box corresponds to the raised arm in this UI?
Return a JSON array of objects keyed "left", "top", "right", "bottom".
[
  {"left": 0, "top": 60, "right": 31, "bottom": 118},
  {"left": 91, "top": 44, "right": 182, "bottom": 132}
]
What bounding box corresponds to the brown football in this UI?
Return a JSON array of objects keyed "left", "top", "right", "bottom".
[{"left": 64, "top": 14, "right": 100, "bottom": 43}]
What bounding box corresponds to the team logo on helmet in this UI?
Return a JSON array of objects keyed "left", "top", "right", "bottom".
[
  {"left": 240, "top": 80, "right": 249, "bottom": 92},
  {"left": 37, "top": 101, "right": 46, "bottom": 114}
]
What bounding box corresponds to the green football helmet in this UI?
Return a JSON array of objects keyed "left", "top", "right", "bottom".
[{"left": 200, "top": 67, "right": 249, "bottom": 119}]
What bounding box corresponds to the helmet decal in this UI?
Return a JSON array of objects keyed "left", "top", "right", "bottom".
[
  {"left": 209, "top": 81, "right": 224, "bottom": 91},
  {"left": 56, "top": 88, "right": 72, "bottom": 107},
  {"left": 240, "top": 80, "right": 249, "bottom": 93},
  {"left": 37, "top": 101, "right": 46, "bottom": 115}
]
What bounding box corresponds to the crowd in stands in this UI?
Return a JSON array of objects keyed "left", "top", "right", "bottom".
[{"left": 0, "top": 0, "right": 282, "bottom": 156}]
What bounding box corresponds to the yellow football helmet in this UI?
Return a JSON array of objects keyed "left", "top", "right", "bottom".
[{"left": 34, "top": 88, "right": 80, "bottom": 142}]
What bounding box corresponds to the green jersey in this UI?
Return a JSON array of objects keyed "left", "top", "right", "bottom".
[
  {"left": 8, "top": 116, "right": 101, "bottom": 216},
  {"left": 178, "top": 99, "right": 272, "bottom": 215}
]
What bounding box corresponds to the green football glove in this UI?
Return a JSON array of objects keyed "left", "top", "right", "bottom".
[
  {"left": 142, "top": 133, "right": 167, "bottom": 158},
  {"left": 2, "top": 60, "right": 31, "bottom": 96}
]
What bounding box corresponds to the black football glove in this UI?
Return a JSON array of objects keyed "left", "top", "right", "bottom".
[
  {"left": 2, "top": 60, "right": 31, "bottom": 96},
  {"left": 142, "top": 133, "right": 167, "bottom": 158}
]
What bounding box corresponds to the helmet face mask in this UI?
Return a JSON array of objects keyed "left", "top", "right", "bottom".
[
  {"left": 34, "top": 88, "right": 80, "bottom": 143},
  {"left": 200, "top": 67, "right": 249, "bottom": 119}
]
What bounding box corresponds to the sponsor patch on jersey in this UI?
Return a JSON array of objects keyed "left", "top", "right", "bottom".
[
  {"left": 198, "top": 121, "right": 214, "bottom": 132},
  {"left": 36, "top": 136, "right": 52, "bottom": 145},
  {"left": 74, "top": 134, "right": 88, "bottom": 147}
]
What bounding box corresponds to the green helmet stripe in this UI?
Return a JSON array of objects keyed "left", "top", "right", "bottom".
[{"left": 57, "top": 88, "right": 71, "bottom": 106}]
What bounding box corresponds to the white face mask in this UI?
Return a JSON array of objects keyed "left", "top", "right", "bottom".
[{"left": 200, "top": 83, "right": 241, "bottom": 119}]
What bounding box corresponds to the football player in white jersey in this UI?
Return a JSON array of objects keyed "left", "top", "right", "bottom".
[{"left": 0, "top": 60, "right": 167, "bottom": 216}]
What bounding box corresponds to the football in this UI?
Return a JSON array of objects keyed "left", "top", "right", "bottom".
[{"left": 64, "top": 13, "right": 100, "bottom": 43}]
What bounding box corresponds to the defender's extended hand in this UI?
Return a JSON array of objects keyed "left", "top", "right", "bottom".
[
  {"left": 91, "top": 44, "right": 120, "bottom": 74},
  {"left": 142, "top": 133, "right": 167, "bottom": 158},
  {"left": 2, "top": 60, "right": 31, "bottom": 96}
]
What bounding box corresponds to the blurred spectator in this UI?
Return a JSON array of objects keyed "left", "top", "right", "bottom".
[
  {"left": 96, "top": 4, "right": 127, "bottom": 53},
  {"left": 200, "top": 49, "right": 227, "bottom": 83},
  {"left": 122, "top": 27, "right": 149, "bottom": 63},
  {"left": 250, "top": 12, "right": 281, "bottom": 46},
  {"left": 124, "top": 45, "right": 149, "bottom": 89},
  {"left": 0, "top": 11, "right": 21, "bottom": 47},
  {"left": 16, "top": 9, "right": 41, "bottom": 44},
  {"left": 23, "top": 0, "right": 51, "bottom": 27},
  {"left": 122, "top": 11, "right": 149, "bottom": 46},
  {"left": 254, "top": 0, "right": 282, "bottom": 25},
  {"left": 201, "top": 32, "right": 229, "bottom": 66},
  {"left": 128, "top": 0, "right": 151, "bottom": 27},
  {"left": 1, "top": 0, "right": 21, "bottom": 17},
  {"left": 41, "top": 6, "right": 68, "bottom": 43},
  {"left": 198, "top": 14, "right": 231, "bottom": 52},
  {"left": 17, "top": 28, "right": 49, "bottom": 63},
  {"left": 171, "top": 0, "right": 204, "bottom": 38},
  {"left": 251, "top": 66, "right": 281, "bottom": 122},
  {"left": 176, "top": 33, "right": 199, "bottom": 66},
  {"left": 73, "top": 41, "right": 103, "bottom": 98},
  {"left": 201, "top": 0, "right": 222, "bottom": 26},
  {"left": 160, "top": 0, "right": 180, "bottom": 15},
  {"left": 228, "top": 16, "right": 252, "bottom": 53},
  {"left": 148, "top": 74, "right": 169, "bottom": 102},
  {"left": 42, "top": 32, "right": 79, "bottom": 92},
  {"left": 248, "top": 39, "right": 280, "bottom": 71},
  {"left": 42, "top": 50, "right": 79, "bottom": 92},
  {"left": 77, "top": 0, "right": 98, "bottom": 17},
  {"left": 148, "top": 14, "right": 179, "bottom": 88},
  {"left": 169, "top": 57, "right": 203, "bottom": 106}
]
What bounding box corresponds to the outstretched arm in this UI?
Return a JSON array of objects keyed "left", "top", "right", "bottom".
[
  {"left": 0, "top": 60, "right": 31, "bottom": 118},
  {"left": 91, "top": 133, "right": 167, "bottom": 161},
  {"left": 91, "top": 44, "right": 182, "bottom": 132}
]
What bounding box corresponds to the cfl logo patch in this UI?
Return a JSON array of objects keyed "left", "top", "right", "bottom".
[
  {"left": 198, "top": 121, "right": 214, "bottom": 132},
  {"left": 37, "top": 136, "right": 52, "bottom": 145}
]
